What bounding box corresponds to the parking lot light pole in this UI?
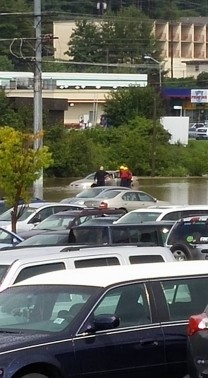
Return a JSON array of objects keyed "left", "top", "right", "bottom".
[
  {"left": 144, "top": 55, "right": 162, "bottom": 88},
  {"left": 144, "top": 55, "right": 162, "bottom": 177}
]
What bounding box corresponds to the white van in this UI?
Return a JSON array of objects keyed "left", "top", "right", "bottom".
[{"left": 0, "top": 245, "right": 175, "bottom": 291}]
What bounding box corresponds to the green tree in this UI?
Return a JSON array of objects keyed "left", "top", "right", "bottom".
[
  {"left": 65, "top": 19, "right": 103, "bottom": 70},
  {"left": 104, "top": 86, "right": 164, "bottom": 127},
  {"left": 0, "top": 0, "right": 33, "bottom": 70},
  {"left": 65, "top": 7, "right": 161, "bottom": 71},
  {"left": 0, "top": 127, "right": 53, "bottom": 232},
  {"left": 196, "top": 72, "right": 208, "bottom": 88}
]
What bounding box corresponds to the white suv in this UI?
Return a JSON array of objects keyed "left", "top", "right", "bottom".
[
  {"left": 115, "top": 205, "right": 208, "bottom": 223},
  {"left": 0, "top": 245, "right": 175, "bottom": 291}
]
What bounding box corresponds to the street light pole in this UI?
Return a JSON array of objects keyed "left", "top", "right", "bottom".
[
  {"left": 144, "top": 55, "right": 161, "bottom": 88},
  {"left": 144, "top": 55, "right": 162, "bottom": 177}
]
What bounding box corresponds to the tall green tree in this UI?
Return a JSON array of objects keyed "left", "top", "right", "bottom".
[
  {"left": 104, "top": 86, "right": 164, "bottom": 127},
  {"left": 65, "top": 7, "right": 161, "bottom": 71}
]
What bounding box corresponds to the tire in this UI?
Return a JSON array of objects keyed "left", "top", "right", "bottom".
[
  {"left": 21, "top": 375, "right": 48, "bottom": 378},
  {"left": 170, "top": 244, "right": 193, "bottom": 261},
  {"left": 119, "top": 207, "right": 128, "bottom": 213}
]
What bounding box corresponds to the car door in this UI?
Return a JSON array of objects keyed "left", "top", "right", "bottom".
[
  {"left": 155, "top": 276, "right": 208, "bottom": 378},
  {"left": 73, "top": 282, "right": 165, "bottom": 378},
  {"left": 121, "top": 192, "right": 146, "bottom": 212}
]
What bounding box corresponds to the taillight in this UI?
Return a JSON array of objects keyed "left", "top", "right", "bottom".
[
  {"left": 188, "top": 313, "right": 208, "bottom": 336},
  {"left": 99, "top": 202, "right": 108, "bottom": 209}
]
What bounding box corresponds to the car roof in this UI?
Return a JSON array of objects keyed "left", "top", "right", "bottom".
[
  {"left": 16, "top": 260, "right": 208, "bottom": 288},
  {"left": 0, "top": 245, "right": 173, "bottom": 265},
  {"left": 71, "top": 221, "right": 175, "bottom": 229},
  {"left": 49, "top": 208, "right": 125, "bottom": 217},
  {"left": 129, "top": 205, "right": 208, "bottom": 214}
]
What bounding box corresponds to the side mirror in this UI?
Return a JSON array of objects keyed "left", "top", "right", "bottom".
[{"left": 86, "top": 314, "right": 120, "bottom": 333}]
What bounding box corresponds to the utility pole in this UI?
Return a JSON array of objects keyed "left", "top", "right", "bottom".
[
  {"left": 151, "top": 96, "right": 157, "bottom": 177},
  {"left": 33, "top": 0, "right": 43, "bottom": 199}
]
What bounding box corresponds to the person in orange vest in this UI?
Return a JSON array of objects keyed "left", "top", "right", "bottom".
[{"left": 120, "top": 165, "right": 129, "bottom": 187}]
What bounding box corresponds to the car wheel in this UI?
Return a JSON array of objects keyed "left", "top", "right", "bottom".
[
  {"left": 21, "top": 375, "right": 48, "bottom": 378},
  {"left": 170, "top": 244, "right": 192, "bottom": 261},
  {"left": 119, "top": 207, "right": 128, "bottom": 213}
]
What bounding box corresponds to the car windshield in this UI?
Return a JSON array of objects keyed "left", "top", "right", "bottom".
[
  {"left": 96, "top": 190, "right": 121, "bottom": 199},
  {"left": 0, "top": 206, "right": 36, "bottom": 222},
  {"left": 35, "top": 214, "right": 75, "bottom": 230},
  {"left": 116, "top": 212, "right": 162, "bottom": 223},
  {"left": 167, "top": 221, "right": 208, "bottom": 245},
  {"left": 16, "top": 233, "right": 69, "bottom": 247},
  {"left": 76, "top": 188, "right": 104, "bottom": 198},
  {"left": 0, "top": 284, "right": 98, "bottom": 333}
]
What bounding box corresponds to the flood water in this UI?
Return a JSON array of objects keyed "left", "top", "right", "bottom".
[{"left": 43, "top": 177, "right": 208, "bottom": 206}]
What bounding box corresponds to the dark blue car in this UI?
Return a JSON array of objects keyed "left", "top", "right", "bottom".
[{"left": 0, "top": 262, "right": 208, "bottom": 378}]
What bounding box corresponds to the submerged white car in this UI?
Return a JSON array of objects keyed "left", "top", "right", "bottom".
[{"left": 69, "top": 171, "right": 122, "bottom": 192}]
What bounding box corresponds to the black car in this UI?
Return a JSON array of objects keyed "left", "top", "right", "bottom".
[
  {"left": 166, "top": 216, "right": 208, "bottom": 260},
  {"left": 68, "top": 221, "right": 175, "bottom": 246},
  {"left": 0, "top": 261, "right": 208, "bottom": 378},
  {"left": 12, "top": 221, "right": 174, "bottom": 248},
  {"left": 187, "top": 305, "right": 208, "bottom": 378}
]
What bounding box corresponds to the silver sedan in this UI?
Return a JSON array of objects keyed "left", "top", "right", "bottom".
[{"left": 83, "top": 189, "right": 167, "bottom": 212}]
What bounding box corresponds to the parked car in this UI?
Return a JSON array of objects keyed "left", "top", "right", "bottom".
[
  {"left": 61, "top": 186, "right": 131, "bottom": 205},
  {"left": 1, "top": 261, "right": 208, "bottom": 377},
  {"left": 196, "top": 126, "right": 208, "bottom": 140},
  {"left": 165, "top": 216, "right": 208, "bottom": 261},
  {"left": 18, "top": 209, "right": 125, "bottom": 239},
  {"left": 0, "top": 202, "right": 87, "bottom": 232},
  {"left": 83, "top": 189, "right": 167, "bottom": 212},
  {"left": 0, "top": 227, "right": 23, "bottom": 248},
  {"left": 0, "top": 245, "right": 175, "bottom": 292},
  {"left": 12, "top": 221, "right": 175, "bottom": 249},
  {"left": 114, "top": 205, "right": 208, "bottom": 223},
  {"left": 68, "top": 221, "right": 175, "bottom": 246},
  {"left": 188, "top": 123, "right": 205, "bottom": 139},
  {"left": 187, "top": 305, "right": 208, "bottom": 378},
  {"left": 69, "top": 170, "right": 122, "bottom": 192}
]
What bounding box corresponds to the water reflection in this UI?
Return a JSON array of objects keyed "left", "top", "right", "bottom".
[{"left": 43, "top": 177, "right": 208, "bottom": 206}]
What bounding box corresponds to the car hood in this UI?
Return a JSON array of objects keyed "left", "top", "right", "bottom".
[{"left": 0, "top": 332, "right": 55, "bottom": 353}]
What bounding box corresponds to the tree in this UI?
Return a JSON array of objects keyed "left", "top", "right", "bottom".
[
  {"left": 0, "top": 0, "right": 34, "bottom": 70},
  {"left": 65, "top": 7, "right": 161, "bottom": 71},
  {"left": 104, "top": 86, "right": 164, "bottom": 127},
  {"left": 65, "top": 19, "right": 103, "bottom": 70},
  {"left": 196, "top": 72, "right": 208, "bottom": 88},
  {"left": 0, "top": 126, "right": 53, "bottom": 232}
]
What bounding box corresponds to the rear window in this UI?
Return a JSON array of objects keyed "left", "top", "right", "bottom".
[
  {"left": 116, "top": 212, "right": 161, "bottom": 224},
  {"left": 111, "top": 228, "right": 160, "bottom": 245},
  {"left": 74, "top": 257, "right": 120, "bottom": 268},
  {"left": 167, "top": 221, "right": 208, "bottom": 245},
  {"left": 129, "top": 255, "right": 164, "bottom": 263}
]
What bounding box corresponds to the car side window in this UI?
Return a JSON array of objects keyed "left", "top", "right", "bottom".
[
  {"left": 30, "top": 207, "right": 53, "bottom": 223},
  {"left": 92, "top": 283, "right": 151, "bottom": 328},
  {"left": 162, "top": 211, "right": 181, "bottom": 221},
  {"left": 161, "top": 277, "right": 208, "bottom": 320},
  {"left": 138, "top": 192, "right": 154, "bottom": 202},
  {"left": 74, "top": 257, "right": 120, "bottom": 268},
  {"left": 14, "top": 262, "right": 66, "bottom": 284}
]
